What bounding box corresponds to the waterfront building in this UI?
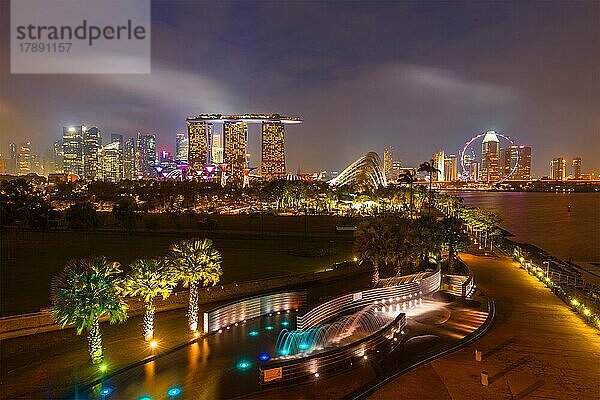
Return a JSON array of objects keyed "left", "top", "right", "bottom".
[
  {"left": 99, "top": 141, "right": 123, "bottom": 182},
  {"left": 18, "top": 141, "right": 32, "bottom": 174},
  {"left": 550, "top": 157, "right": 567, "bottom": 180},
  {"left": 175, "top": 132, "right": 189, "bottom": 162},
  {"left": 572, "top": 157, "right": 582, "bottom": 179},
  {"left": 500, "top": 145, "right": 531, "bottom": 180},
  {"left": 83, "top": 126, "right": 101, "bottom": 179},
  {"left": 432, "top": 150, "right": 445, "bottom": 181},
  {"left": 481, "top": 130, "right": 500, "bottom": 183},
  {"left": 63, "top": 125, "right": 84, "bottom": 177},
  {"left": 261, "top": 122, "right": 286, "bottom": 180},
  {"left": 383, "top": 146, "right": 394, "bottom": 183},
  {"left": 123, "top": 137, "right": 136, "bottom": 179},
  {"left": 444, "top": 154, "right": 458, "bottom": 181},
  {"left": 224, "top": 121, "right": 248, "bottom": 183}
]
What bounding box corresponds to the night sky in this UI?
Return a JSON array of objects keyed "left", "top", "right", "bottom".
[{"left": 1, "top": 1, "right": 598, "bottom": 175}]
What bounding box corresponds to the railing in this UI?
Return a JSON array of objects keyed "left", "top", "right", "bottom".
[
  {"left": 205, "top": 291, "right": 307, "bottom": 333},
  {"left": 296, "top": 268, "right": 441, "bottom": 331},
  {"left": 444, "top": 274, "right": 474, "bottom": 298},
  {"left": 260, "top": 312, "right": 406, "bottom": 385}
]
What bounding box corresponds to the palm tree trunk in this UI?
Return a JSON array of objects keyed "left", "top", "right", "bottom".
[
  {"left": 371, "top": 264, "right": 379, "bottom": 287},
  {"left": 144, "top": 302, "right": 155, "bottom": 341},
  {"left": 87, "top": 316, "right": 103, "bottom": 364},
  {"left": 188, "top": 281, "right": 199, "bottom": 331},
  {"left": 395, "top": 263, "right": 402, "bottom": 276}
]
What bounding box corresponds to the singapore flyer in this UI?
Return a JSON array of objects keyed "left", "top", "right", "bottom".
[{"left": 460, "top": 130, "right": 519, "bottom": 183}]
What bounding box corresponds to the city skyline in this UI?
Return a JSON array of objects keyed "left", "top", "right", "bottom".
[{"left": 1, "top": 1, "right": 598, "bottom": 174}]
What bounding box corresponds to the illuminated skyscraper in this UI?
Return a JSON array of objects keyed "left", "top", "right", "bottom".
[
  {"left": 224, "top": 121, "right": 248, "bottom": 183},
  {"left": 572, "top": 157, "right": 582, "bottom": 179},
  {"left": 99, "top": 141, "right": 123, "bottom": 182},
  {"left": 136, "top": 133, "right": 157, "bottom": 177},
  {"left": 83, "top": 126, "right": 101, "bottom": 179},
  {"left": 261, "top": 122, "right": 286, "bottom": 180},
  {"left": 175, "top": 132, "right": 189, "bottom": 162},
  {"left": 212, "top": 133, "right": 224, "bottom": 164},
  {"left": 18, "top": 142, "right": 32, "bottom": 174},
  {"left": 9, "top": 143, "right": 17, "bottom": 174},
  {"left": 187, "top": 122, "right": 212, "bottom": 172},
  {"left": 444, "top": 154, "right": 458, "bottom": 181},
  {"left": 500, "top": 145, "right": 531, "bottom": 180},
  {"left": 123, "top": 137, "right": 136, "bottom": 179},
  {"left": 432, "top": 150, "right": 445, "bottom": 181},
  {"left": 53, "top": 140, "right": 63, "bottom": 174},
  {"left": 481, "top": 131, "right": 500, "bottom": 183},
  {"left": 550, "top": 157, "right": 566, "bottom": 180},
  {"left": 383, "top": 146, "right": 394, "bottom": 183},
  {"left": 63, "top": 125, "right": 84, "bottom": 177}
]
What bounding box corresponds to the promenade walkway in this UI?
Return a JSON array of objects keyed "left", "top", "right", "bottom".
[{"left": 370, "top": 253, "right": 600, "bottom": 400}]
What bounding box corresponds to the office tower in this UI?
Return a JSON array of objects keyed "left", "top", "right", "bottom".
[
  {"left": 444, "top": 154, "right": 458, "bottom": 182},
  {"left": 123, "top": 137, "right": 136, "bottom": 179},
  {"left": 499, "top": 145, "right": 531, "bottom": 180},
  {"left": 0, "top": 158, "right": 6, "bottom": 174},
  {"left": 63, "top": 125, "right": 84, "bottom": 176},
  {"left": 136, "top": 133, "right": 157, "bottom": 177},
  {"left": 83, "top": 126, "right": 102, "bottom": 179},
  {"left": 31, "top": 153, "right": 43, "bottom": 175},
  {"left": 111, "top": 133, "right": 124, "bottom": 146},
  {"left": 383, "top": 146, "right": 394, "bottom": 183},
  {"left": 99, "top": 141, "right": 123, "bottom": 182},
  {"left": 188, "top": 122, "right": 212, "bottom": 172},
  {"left": 261, "top": 122, "right": 286, "bottom": 180},
  {"left": 481, "top": 131, "right": 500, "bottom": 183},
  {"left": 572, "top": 157, "right": 582, "bottom": 179},
  {"left": 499, "top": 148, "right": 511, "bottom": 179},
  {"left": 18, "top": 142, "right": 32, "bottom": 174},
  {"left": 432, "top": 150, "right": 445, "bottom": 181},
  {"left": 223, "top": 121, "right": 248, "bottom": 183},
  {"left": 175, "top": 132, "right": 189, "bottom": 162},
  {"left": 550, "top": 157, "right": 567, "bottom": 180},
  {"left": 9, "top": 143, "right": 17, "bottom": 174},
  {"left": 53, "top": 140, "right": 63, "bottom": 174}
]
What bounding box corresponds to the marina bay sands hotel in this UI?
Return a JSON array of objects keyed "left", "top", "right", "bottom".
[{"left": 186, "top": 114, "right": 302, "bottom": 183}]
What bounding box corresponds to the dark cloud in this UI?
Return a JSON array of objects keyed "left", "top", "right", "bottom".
[{"left": 1, "top": 0, "right": 598, "bottom": 175}]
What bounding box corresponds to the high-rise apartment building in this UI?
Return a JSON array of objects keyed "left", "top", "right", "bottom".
[
  {"left": 83, "top": 126, "right": 101, "bottom": 179},
  {"left": 550, "top": 157, "right": 566, "bottom": 180},
  {"left": 223, "top": 121, "right": 248, "bottom": 183},
  {"left": 261, "top": 122, "right": 286, "bottom": 180},
  {"left": 432, "top": 150, "right": 445, "bottom": 182},
  {"left": 383, "top": 146, "right": 394, "bottom": 183},
  {"left": 175, "top": 132, "right": 189, "bottom": 162},
  {"left": 124, "top": 137, "right": 136, "bottom": 179},
  {"left": 572, "top": 157, "right": 582, "bottom": 179},
  {"left": 444, "top": 154, "right": 458, "bottom": 181},
  {"left": 481, "top": 131, "right": 500, "bottom": 183},
  {"left": 99, "top": 141, "right": 123, "bottom": 182},
  {"left": 63, "top": 125, "right": 84, "bottom": 177},
  {"left": 18, "top": 142, "right": 32, "bottom": 174}
]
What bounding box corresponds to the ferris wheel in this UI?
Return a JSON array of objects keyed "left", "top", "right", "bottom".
[{"left": 460, "top": 131, "right": 519, "bottom": 183}]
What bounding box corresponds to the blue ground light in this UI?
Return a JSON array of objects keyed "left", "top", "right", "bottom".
[
  {"left": 138, "top": 397, "right": 152, "bottom": 400},
  {"left": 167, "top": 387, "right": 182, "bottom": 397},
  {"left": 248, "top": 330, "right": 259, "bottom": 337},
  {"left": 258, "top": 352, "right": 271, "bottom": 362},
  {"left": 281, "top": 321, "right": 290, "bottom": 327},
  {"left": 100, "top": 387, "right": 113, "bottom": 397},
  {"left": 299, "top": 343, "right": 310, "bottom": 351},
  {"left": 237, "top": 360, "right": 252, "bottom": 370},
  {"left": 264, "top": 325, "right": 274, "bottom": 331}
]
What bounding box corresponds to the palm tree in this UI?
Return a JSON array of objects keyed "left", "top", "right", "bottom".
[
  {"left": 417, "top": 160, "right": 439, "bottom": 215},
  {"left": 440, "top": 217, "right": 471, "bottom": 272},
  {"left": 391, "top": 220, "right": 419, "bottom": 276},
  {"left": 123, "top": 258, "right": 176, "bottom": 341},
  {"left": 398, "top": 170, "right": 416, "bottom": 219},
  {"left": 354, "top": 220, "right": 395, "bottom": 286},
  {"left": 51, "top": 257, "right": 128, "bottom": 364},
  {"left": 168, "top": 238, "right": 222, "bottom": 332}
]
